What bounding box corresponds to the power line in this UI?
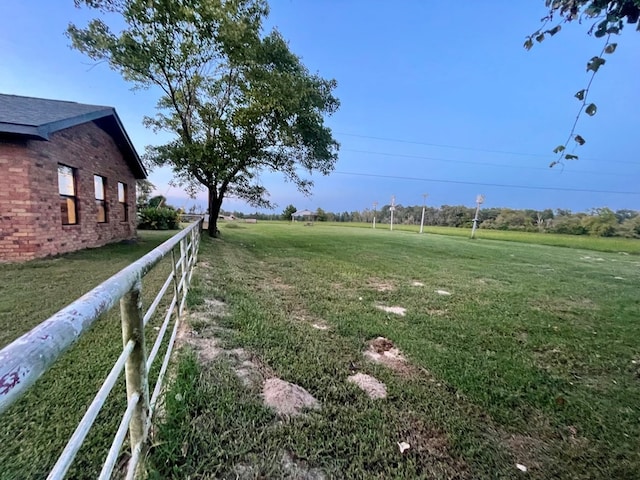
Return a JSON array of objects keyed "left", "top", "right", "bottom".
[
  {"left": 336, "top": 132, "right": 640, "bottom": 167},
  {"left": 341, "top": 148, "right": 629, "bottom": 177},
  {"left": 333, "top": 170, "right": 640, "bottom": 195}
]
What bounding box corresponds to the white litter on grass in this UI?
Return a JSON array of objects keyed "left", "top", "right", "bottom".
[
  {"left": 436, "top": 290, "right": 451, "bottom": 296},
  {"left": 594, "top": 257, "right": 605, "bottom": 262},
  {"left": 376, "top": 305, "right": 406, "bottom": 316},
  {"left": 580, "top": 256, "right": 591, "bottom": 260},
  {"left": 347, "top": 373, "right": 387, "bottom": 399},
  {"left": 411, "top": 281, "right": 424, "bottom": 287},
  {"left": 397, "top": 442, "right": 411, "bottom": 453},
  {"left": 312, "top": 323, "right": 329, "bottom": 331},
  {"left": 614, "top": 276, "right": 625, "bottom": 280},
  {"left": 516, "top": 463, "right": 528, "bottom": 472}
]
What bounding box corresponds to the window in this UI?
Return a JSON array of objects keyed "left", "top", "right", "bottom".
[
  {"left": 118, "top": 182, "right": 128, "bottom": 222},
  {"left": 58, "top": 165, "right": 77, "bottom": 225},
  {"left": 94, "top": 175, "right": 107, "bottom": 223}
]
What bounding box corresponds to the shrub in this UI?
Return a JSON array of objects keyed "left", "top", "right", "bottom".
[{"left": 138, "top": 207, "right": 180, "bottom": 230}]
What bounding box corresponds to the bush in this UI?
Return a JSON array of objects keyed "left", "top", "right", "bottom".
[{"left": 137, "top": 207, "right": 180, "bottom": 230}]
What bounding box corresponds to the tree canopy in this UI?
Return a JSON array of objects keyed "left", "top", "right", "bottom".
[
  {"left": 526, "top": 1, "right": 639, "bottom": 166},
  {"left": 68, "top": 0, "right": 339, "bottom": 236}
]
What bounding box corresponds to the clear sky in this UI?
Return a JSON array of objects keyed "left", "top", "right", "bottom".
[{"left": 1, "top": 1, "right": 639, "bottom": 214}]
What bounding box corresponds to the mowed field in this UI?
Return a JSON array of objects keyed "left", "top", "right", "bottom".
[{"left": 148, "top": 222, "right": 640, "bottom": 479}]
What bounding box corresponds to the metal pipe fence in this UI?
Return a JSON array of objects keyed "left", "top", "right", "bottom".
[{"left": 0, "top": 218, "right": 203, "bottom": 478}]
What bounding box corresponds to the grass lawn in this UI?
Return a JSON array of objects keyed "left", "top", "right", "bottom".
[
  {"left": 0, "top": 230, "right": 179, "bottom": 479},
  {"left": 149, "top": 222, "right": 640, "bottom": 479},
  {"left": 321, "top": 221, "right": 640, "bottom": 254}
]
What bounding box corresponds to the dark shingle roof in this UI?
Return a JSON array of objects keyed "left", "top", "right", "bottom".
[{"left": 0, "top": 94, "right": 146, "bottom": 179}]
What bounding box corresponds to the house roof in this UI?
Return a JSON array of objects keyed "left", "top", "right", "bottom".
[
  {"left": 292, "top": 209, "right": 316, "bottom": 217},
  {"left": 0, "top": 94, "right": 146, "bottom": 179}
]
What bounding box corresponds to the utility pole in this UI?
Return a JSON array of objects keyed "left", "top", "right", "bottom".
[
  {"left": 372, "top": 201, "right": 378, "bottom": 229},
  {"left": 471, "top": 194, "right": 485, "bottom": 239},
  {"left": 419, "top": 193, "right": 428, "bottom": 234},
  {"left": 390, "top": 195, "right": 396, "bottom": 231}
]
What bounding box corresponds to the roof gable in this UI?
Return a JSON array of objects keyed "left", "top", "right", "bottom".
[{"left": 0, "top": 94, "right": 147, "bottom": 179}]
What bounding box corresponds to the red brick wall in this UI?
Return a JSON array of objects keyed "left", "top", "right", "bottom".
[{"left": 0, "top": 121, "right": 139, "bottom": 262}]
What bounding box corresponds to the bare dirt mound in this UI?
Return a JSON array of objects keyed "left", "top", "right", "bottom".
[
  {"left": 364, "top": 337, "right": 410, "bottom": 374},
  {"left": 262, "top": 378, "right": 321, "bottom": 416},
  {"left": 347, "top": 373, "right": 387, "bottom": 399}
]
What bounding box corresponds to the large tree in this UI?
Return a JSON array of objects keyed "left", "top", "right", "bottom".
[{"left": 68, "top": 0, "right": 339, "bottom": 236}]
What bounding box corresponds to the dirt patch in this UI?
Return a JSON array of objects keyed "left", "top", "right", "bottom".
[
  {"left": 426, "top": 308, "right": 448, "bottom": 317},
  {"left": 504, "top": 434, "right": 551, "bottom": 473},
  {"left": 364, "top": 337, "right": 412, "bottom": 375},
  {"left": 368, "top": 278, "right": 395, "bottom": 292},
  {"left": 231, "top": 451, "right": 325, "bottom": 480},
  {"left": 262, "top": 378, "right": 321, "bottom": 416},
  {"left": 397, "top": 412, "right": 470, "bottom": 478},
  {"left": 376, "top": 305, "right": 406, "bottom": 316},
  {"left": 186, "top": 334, "right": 224, "bottom": 363},
  {"left": 347, "top": 373, "right": 387, "bottom": 399},
  {"left": 202, "top": 298, "right": 228, "bottom": 317},
  {"left": 280, "top": 451, "right": 326, "bottom": 479}
]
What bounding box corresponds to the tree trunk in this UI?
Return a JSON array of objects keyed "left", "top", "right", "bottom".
[{"left": 207, "top": 187, "right": 223, "bottom": 238}]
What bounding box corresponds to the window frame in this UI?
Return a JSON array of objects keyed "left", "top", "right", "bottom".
[
  {"left": 118, "top": 182, "right": 128, "bottom": 222},
  {"left": 94, "top": 175, "right": 108, "bottom": 223},
  {"left": 58, "top": 164, "right": 78, "bottom": 226}
]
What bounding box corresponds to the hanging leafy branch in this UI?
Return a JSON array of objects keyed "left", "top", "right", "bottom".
[{"left": 524, "top": 0, "right": 640, "bottom": 167}]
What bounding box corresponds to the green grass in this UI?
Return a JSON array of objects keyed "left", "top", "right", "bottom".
[
  {"left": 320, "top": 221, "right": 640, "bottom": 254},
  {"left": 0, "top": 230, "right": 179, "bottom": 479},
  {"left": 149, "top": 223, "right": 640, "bottom": 479}
]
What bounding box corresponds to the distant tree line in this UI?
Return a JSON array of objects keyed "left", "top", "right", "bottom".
[{"left": 248, "top": 204, "right": 640, "bottom": 238}]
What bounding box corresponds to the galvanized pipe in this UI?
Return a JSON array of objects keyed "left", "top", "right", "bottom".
[
  {"left": 46, "top": 339, "right": 135, "bottom": 479},
  {"left": 98, "top": 391, "right": 140, "bottom": 480},
  {"left": 0, "top": 220, "right": 202, "bottom": 414},
  {"left": 146, "top": 295, "right": 178, "bottom": 371}
]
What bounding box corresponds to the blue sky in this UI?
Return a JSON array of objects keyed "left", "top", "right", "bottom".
[{"left": 2, "top": 1, "right": 639, "bottom": 214}]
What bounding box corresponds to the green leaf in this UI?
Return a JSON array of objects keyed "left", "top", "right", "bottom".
[
  {"left": 564, "top": 154, "right": 579, "bottom": 160},
  {"left": 586, "top": 56, "right": 606, "bottom": 73},
  {"left": 574, "top": 89, "right": 586, "bottom": 101},
  {"left": 594, "top": 26, "right": 608, "bottom": 37},
  {"left": 535, "top": 33, "right": 545, "bottom": 43},
  {"left": 585, "top": 103, "right": 597, "bottom": 116},
  {"left": 574, "top": 135, "right": 586, "bottom": 145},
  {"left": 553, "top": 145, "right": 566, "bottom": 154},
  {"left": 546, "top": 25, "right": 562, "bottom": 36},
  {"left": 604, "top": 43, "right": 617, "bottom": 54},
  {"left": 523, "top": 38, "right": 534, "bottom": 50}
]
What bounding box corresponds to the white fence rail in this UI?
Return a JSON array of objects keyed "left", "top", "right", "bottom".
[{"left": 0, "top": 219, "right": 203, "bottom": 478}]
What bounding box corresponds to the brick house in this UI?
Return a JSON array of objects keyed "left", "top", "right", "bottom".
[{"left": 0, "top": 94, "right": 147, "bottom": 262}]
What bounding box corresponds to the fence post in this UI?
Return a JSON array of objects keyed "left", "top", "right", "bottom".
[{"left": 120, "top": 279, "right": 150, "bottom": 475}]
